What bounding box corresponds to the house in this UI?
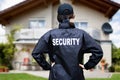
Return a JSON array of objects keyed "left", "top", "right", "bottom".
[{"left": 0, "top": 0, "right": 120, "bottom": 70}]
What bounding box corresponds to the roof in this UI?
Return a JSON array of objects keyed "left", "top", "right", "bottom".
[
  {"left": 72, "top": 0, "right": 120, "bottom": 18},
  {"left": 0, "top": 0, "right": 59, "bottom": 25},
  {"left": 0, "top": 0, "right": 120, "bottom": 25}
]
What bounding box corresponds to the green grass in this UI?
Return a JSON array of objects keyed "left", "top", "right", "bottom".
[
  {"left": 0, "top": 73, "right": 120, "bottom": 80},
  {"left": 0, "top": 73, "right": 47, "bottom": 80}
]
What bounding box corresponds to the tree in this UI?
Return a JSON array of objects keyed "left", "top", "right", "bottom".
[
  {"left": 0, "top": 27, "right": 19, "bottom": 69},
  {"left": 112, "top": 44, "right": 120, "bottom": 65}
]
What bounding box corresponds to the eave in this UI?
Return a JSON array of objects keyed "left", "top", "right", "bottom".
[
  {"left": 0, "top": 0, "right": 120, "bottom": 26},
  {"left": 0, "top": 0, "right": 59, "bottom": 26},
  {"left": 72, "top": 0, "right": 120, "bottom": 19}
]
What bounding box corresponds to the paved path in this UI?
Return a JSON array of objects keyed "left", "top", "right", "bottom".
[
  {"left": 84, "top": 70, "right": 112, "bottom": 78},
  {"left": 9, "top": 70, "right": 112, "bottom": 79}
]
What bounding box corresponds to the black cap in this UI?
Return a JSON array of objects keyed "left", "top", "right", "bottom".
[{"left": 58, "top": 3, "right": 74, "bottom": 15}]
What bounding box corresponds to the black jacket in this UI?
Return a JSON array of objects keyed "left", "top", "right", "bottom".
[{"left": 32, "top": 23, "right": 103, "bottom": 80}]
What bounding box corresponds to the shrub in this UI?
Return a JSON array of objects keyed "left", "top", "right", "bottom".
[
  {"left": 0, "top": 66, "right": 8, "bottom": 69},
  {"left": 115, "top": 65, "right": 120, "bottom": 72},
  {"left": 0, "top": 27, "right": 18, "bottom": 70},
  {"left": 108, "top": 65, "right": 115, "bottom": 72},
  {"left": 0, "top": 43, "right": 15, "bottom": 70}
]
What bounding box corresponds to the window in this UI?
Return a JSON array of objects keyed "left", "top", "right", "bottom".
[
  {"left": 80, "top": 22, "right": 88, "bottom": 27},
  {"left": 74, "top": 22, "right": 88, "bottom": 29},
  {"left": 29, "top": 19, "right": 45, "bottom": 28}
]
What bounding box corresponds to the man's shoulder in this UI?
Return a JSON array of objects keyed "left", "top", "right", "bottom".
[
  {"left": 74, "top": 28, "right": 87, "bottom": 33},
  {"left": 50, "top": 28, "right": 61, "bottom": 34},
  {"left": 50, "top": 28, "right": 59, "bottom": 31}
]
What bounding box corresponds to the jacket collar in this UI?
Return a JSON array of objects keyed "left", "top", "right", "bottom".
[{"left": 59, "top": 22, "right": 75, "bottom": 29}]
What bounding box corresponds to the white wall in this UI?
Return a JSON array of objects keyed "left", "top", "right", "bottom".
[
  {"left": 6, "top": 4, "right": 53, "bottom": 34},
  {"left": 101, "top": 42, "right": 112, "bottom": 67},
  {"left": 0, "top": 25, "right": 7, "bottom": 43}
]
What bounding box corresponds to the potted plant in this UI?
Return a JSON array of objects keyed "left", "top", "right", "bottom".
[
  {"left": 0, "top": 66, "right": 9, "bottom": 72},
  {"left": 4, "top": 67, "right": 9, "bottom": 72},
  {"left": 0, "top": 66, "right": 4, "bottom": 72}
]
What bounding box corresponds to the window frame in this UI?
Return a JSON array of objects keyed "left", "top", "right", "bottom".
[
  {"left": 74, "top": 22, "right": 88, "bottom": 29},
  {"left": 29, "top": 18, "right": 46, "bottom": 29}
]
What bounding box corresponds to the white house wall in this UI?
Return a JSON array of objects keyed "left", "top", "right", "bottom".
[
  {"left": 101, "top": 42, "right": 112, "bottom": 67},
  {"left": 6, "top": 4, "right": 53, "bottom": 34}
]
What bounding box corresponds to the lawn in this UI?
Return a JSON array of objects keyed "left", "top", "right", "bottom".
[
  {"left": 0, "top": 73, "right": 47, "bottom": 80},
  {"left": 0, "top": 73, "right": 120, "bottom": 80}
]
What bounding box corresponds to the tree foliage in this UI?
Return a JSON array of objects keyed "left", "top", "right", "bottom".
[
  {"left": 0, "top": 27, "right": 18, "bottom": 69},
  {"left": 0, "top": 43, "right": 15, "bottom": 68},
  {"left": 112, "top": 44, "right": 120, "bottom": 65}
]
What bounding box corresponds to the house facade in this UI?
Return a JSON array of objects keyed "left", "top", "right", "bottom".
[
  {"left": 0, "top": 0, "right": 120, "bottom": 70},
  {"left": 0, "top": 25, "right": 7, "bottom": 43}
]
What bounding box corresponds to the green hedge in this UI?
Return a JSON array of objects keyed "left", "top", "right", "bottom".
[
  {"left": 108, "top": 65, "right": 115, "bottom": 72},
  {"left": 115, "top": 65, "right": 120, "bottom": 72},
  {"left": 109, "top": 65, "right": 120, "bottom": 72},
  {"left": 0, "top": 66, "right": 8, "bottom": 69}
]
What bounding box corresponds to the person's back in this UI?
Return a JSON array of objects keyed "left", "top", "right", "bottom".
[
  {"left": 49, "top": 26, "right": 87, "bottom": 80},
  {"left": 32, "top": 3, "right": 103, "bottom": 80}
]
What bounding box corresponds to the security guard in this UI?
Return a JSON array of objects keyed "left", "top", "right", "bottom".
[{"left": 32, "top": 3, "right": 103, "bottom": 80}]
